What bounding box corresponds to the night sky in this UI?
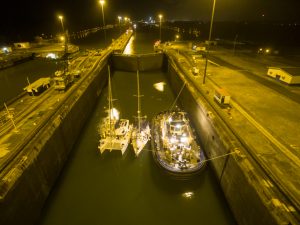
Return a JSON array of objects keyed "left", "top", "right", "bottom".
[{"left": 1, "top": 0, "right": 300, "bottom": 41}]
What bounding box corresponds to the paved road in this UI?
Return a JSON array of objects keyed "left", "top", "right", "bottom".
[{"left": 208, "top": 54, "right": 300, "bottom": 104}]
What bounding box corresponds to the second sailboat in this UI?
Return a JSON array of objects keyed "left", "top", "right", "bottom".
[{"left": 131, "top": 60, "right": 151, "bottom": 156}]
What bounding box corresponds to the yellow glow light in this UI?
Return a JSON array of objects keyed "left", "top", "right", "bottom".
[
  {"left": 153, "top": 82, "right": 166, "bottom": 92},
  {"left": 110, "top": 108, "right": 119, "bottom": 120},
  {"left": 99, "top": 0, "right": 105, "bottom": 6},
  {"left": 182, "top": 191, "right": 194, "bottom": 199},
  {"left": 123, "top": 36, "right": 134, "bottom": 55}
]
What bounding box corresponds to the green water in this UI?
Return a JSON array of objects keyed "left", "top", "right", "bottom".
[{"left": 37, "top": 29, "right": 236, "bottom": 225}]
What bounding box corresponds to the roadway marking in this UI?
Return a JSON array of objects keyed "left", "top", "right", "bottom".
[
  {"left": 231, "top": 98, "right": 300, "bottom": 166},
  {"left": 208, "top": 60, "right": 220, "bottom": 67}
]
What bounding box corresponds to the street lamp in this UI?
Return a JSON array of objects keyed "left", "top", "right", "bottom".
[
  {"left": 99, "top": 0, "right": 106, "bottom": 42},
  {"left": 118, "top": 16, "right": 122, "bottom": 34},
  {"left": 58, "top": 15, "right": 64, "bottom": 33},
  {"left": 133, "top": 24, "right": 137, "bottom": 37},
  {"left": 158, "top": 14, "right": 163, "bottom": 41},
  {"left": 203, "top": 0, "right": 216, "bottom": 84}
]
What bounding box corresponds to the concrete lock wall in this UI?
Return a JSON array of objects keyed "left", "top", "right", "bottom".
[
  {"left": 111, "top": 53, "right": 164, "bottom": 71},
  {"left": 165, "top": 59, "right": 294, "bottom": 225},
  {"left": 0, "top": 59, "right": 109, "bottom": 225}
]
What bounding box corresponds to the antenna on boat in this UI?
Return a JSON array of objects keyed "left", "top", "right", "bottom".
[{"left": 169, "top": 81, "right": 186, "bottom": 111}]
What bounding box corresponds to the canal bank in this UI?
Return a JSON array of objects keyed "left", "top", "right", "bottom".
[{"left": 164, "top": 51, "right": 299, "bottom": 224}]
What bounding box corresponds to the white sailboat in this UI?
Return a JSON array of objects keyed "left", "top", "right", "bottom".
[
  {"left": 131, "top": 66, "right": 151, "bottom": 156},
  {"left": 98, "top": 65, "right": 132, "bottom": 155}
]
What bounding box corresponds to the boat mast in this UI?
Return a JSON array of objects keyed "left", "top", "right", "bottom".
[
  {"left": 108, "top": 65, "right": 112, "bottom": 143},
  {"left": 136, "top": 56, "right": 142, "bottom": 133},
  {"left": 137, "top": 58, "right": 141, "bottom": 133}
]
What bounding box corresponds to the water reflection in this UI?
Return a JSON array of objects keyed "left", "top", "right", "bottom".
[
  {"left": 123, "top": 36, "right": 135, "bottom": 55},
  {"left": 182, "top": 191, "right": 194, "bottom": 199},
  {"left": 153, "top": 81, "right": 166, "bottom": 92}
]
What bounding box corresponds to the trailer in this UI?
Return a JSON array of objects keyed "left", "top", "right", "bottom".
[{"left": 24, "top": 77, "right": 51, "bottom": 95}]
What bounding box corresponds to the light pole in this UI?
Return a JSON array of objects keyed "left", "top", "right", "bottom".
[
  {"left": 133, "top": 24, "right": 137, "bottom": 38},
  {"left": 203, "top": 0, "right": 216, "bottom": 84},
  {"left": 58, "top": 15, "right": 64, "bottom": 33},
  {"left": 99, "top": 0, "right": 106, "bottom": 43},
  {"left": 118, "top": 16, "right": 122, "bottom": 34},
  {"left": 57, "top": 15, "right": 68, "bottom": 73},
  {"left": 159, "top": 14, "right": 163, "bottom": 41}
]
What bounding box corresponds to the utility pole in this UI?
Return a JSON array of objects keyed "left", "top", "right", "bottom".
[{"left": 203, "top": 0, "right": 216, "bottom": 84}]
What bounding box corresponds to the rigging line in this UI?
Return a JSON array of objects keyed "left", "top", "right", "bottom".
[
  {"left": 200, "top": 151, "right": 236, "bottom": 163},
  {"left": 140, "top": 148, "right": 236, "bottom": 162},
  {"left": 169, "top": 81, "right": 186, "bottom": 111}
]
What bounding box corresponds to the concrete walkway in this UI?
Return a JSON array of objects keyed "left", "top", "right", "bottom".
[{"left": 166, "top": 47, "right": 300, "bottom": 216}]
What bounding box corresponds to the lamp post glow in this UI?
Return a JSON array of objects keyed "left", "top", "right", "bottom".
[
  {"left": 99, "top": 0, "right": 106, "bottom": 42},
  {"left": 118, "top": 16, "right": 122, "bottom": 34},
  {"left": 58, "top": 15, "right": 64, "bottom": 33},
  {"left": 203, "top": 0, "right": 216, "bottom": 84},
  {"left": 159, "top": 14, "right": 163, "bottom": 41},
  {"left": 99, "top": 0, "right": 106, "bottom": 27}
]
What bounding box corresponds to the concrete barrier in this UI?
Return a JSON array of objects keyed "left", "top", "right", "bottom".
[{"left": 0, "top": 59, "right": 109, "bottom": 225}]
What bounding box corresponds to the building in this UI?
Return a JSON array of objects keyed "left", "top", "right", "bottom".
[
  {"left": 0, "top": 46, "right": 12, "bottom": 54},
  {"left": 13, "top": 42, "right": 30, "bottom": 49},
  {"left": 267, "top": 67, "right": 300, "bottom": 85}
]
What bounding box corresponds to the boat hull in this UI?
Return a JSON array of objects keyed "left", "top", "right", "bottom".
[
  {"left": 131, "top": 124, "right": 151, "bottom": 156},
  {"left": 98, "top": 118, "right": 132, "bottom": 155},
  {"left": 151, "top": 110, "right": 206, "bottom": 179}
]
